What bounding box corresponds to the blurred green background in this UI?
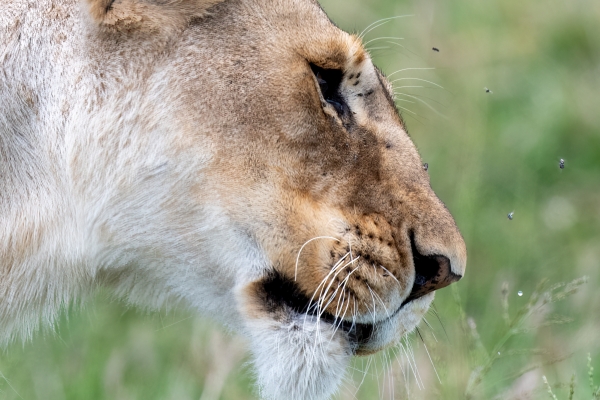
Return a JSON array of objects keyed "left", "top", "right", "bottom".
[{"left": 2, "top": 0, "right": 599, "bottom": 398}]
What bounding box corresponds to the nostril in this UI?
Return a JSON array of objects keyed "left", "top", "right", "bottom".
[{"left": 403, "top": 235, "right": 462, "bottom": 305}]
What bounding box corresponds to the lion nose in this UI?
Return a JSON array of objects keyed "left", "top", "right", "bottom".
[{"left": 403, "top": 239, "right": 463, "bottom": 304}]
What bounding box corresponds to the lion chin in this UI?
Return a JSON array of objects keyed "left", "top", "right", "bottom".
[
  {"left": 237, "top": 245, "right": 440, "bottom": 400},
  {"left": 243, "top": 276, "right": 433, "bottom": 400},
  {"left": 1, "top": 0, "right": 467, "bottom": 398}
]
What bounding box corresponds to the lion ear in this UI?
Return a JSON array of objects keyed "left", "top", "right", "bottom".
[{"left": 84, "top": 0, "right": 225, "bottom": 31}]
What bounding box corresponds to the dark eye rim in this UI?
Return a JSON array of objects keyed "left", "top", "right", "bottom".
[{"left": 310, "top": 63, "right": 348, "bottom": 116}]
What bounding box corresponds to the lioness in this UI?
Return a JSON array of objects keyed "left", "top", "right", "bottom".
[{"left": 0, "top": 0, "right": 467, "bottom": 398}]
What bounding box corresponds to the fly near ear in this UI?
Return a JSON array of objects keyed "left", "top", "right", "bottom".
[{"left": 84, "top": 0, "right": 226, "bottom": 31}]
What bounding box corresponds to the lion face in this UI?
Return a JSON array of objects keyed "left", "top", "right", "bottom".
[
  {"left": 4, "top": 0, "right": 465, "bottom": 397},
  {"left": 161, "top": 1, "right": 466, "bottom": 394},
  {"left": 164, "top": 0, "right": 467, "bottom": 355}
]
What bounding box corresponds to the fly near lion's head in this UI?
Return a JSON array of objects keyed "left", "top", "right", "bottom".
[{"left": 0, "top": 0, "right": 466, "bottom": 398}]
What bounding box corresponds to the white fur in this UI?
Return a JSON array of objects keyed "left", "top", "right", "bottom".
[
  {"left": 0, "top": 0, "right": 252, "bottom": 342},
  {"left": 246, "top": 313, "right": 351, "bottom": 400}
]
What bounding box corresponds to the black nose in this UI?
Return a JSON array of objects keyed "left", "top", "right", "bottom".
[{"left": 403, "top": 236, "right": 462, "bottom": 304}]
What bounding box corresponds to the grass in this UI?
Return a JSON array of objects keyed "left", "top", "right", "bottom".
[{"left": 1, "top": 0, "right": 599, "bottom": 398}]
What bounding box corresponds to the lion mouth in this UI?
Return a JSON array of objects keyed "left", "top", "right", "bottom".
[
  {"left": 319, "top": 311, "right": 375, "bottom": 348},
  {"left": 259, "top": 270, "right": 379, "bottom": 350}
]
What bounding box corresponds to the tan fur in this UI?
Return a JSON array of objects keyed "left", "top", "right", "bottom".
[
  {"left": 85, "top": 0, "right": 225, "bottom": 32},
  {"left": 1, "top": 0, "right": 466, "bottom": 397}
]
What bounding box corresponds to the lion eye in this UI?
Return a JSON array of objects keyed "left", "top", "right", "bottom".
[{"left": 310, "top": 64, "right": 346, "bottom": 116}]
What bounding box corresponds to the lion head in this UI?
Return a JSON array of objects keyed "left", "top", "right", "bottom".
[{"left": 1, "top": 0, "right": 466, "bottom": 398}]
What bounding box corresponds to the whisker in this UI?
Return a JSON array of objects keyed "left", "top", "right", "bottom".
[
  {"left": 359, "top": 21, "right": 392, "bottom": 40},
  {"left": 330, "top": 287, "right": 348, "bottom": 339},
  {"left": 396, "top": 105, "right": 418, "bottom": 115},
  {"left": 337, "top": 271, "right": 355, "bottom": 321},
  {"left": 305, "top": 252, "right": 350, "bottom": 314},
  {"left": 388, "top": 351, "right": 396, "bottom": 400},
  {"left": 378, "top": 265, "right": 400, "bottom": 285},
  {"left": 393, "top": 85, "right": 426, "bottom": 89},
  {"left": 391, "top": 346, "right": 409, "bottom": 396},
  {"left": 395, "top": 98, "right": 416, "bottom": 104},
  {"left": 303, "top": 253, "right": 352, "bottom": 336},
  {"left": 387, "top": 67, "right": 435, "bottom": 79},
  {"left": 390, "top": 77, "right": 444, "bottom": 89},
  {"left": 331, "top": 293, "right": 352, "bottom": 341},
  {"left": 318, "top": 259, "right": 357, "bottom": 310},
  {"left": 294, "top": 236, "right": 339, "bottom": 281},
  {"left": 372, "top": 351, "right": 381, "bottom": 398},
  {"left": 366, "top": 285, "right": 378, "bottom": 324},
  {"left": 351, "top": 298, "right": 357, "bottom": 331},
  {"left": 339, "top": 370, "right": 361, "bottom": 400},
  {"left": 394, "top": 91, "right": 448, "bottom": 107},
  {"left": 366, "top": 46, "right": 391, "bottom": 52},
  {"left": 394, "top": 92, "right": 448, "bottom": 119},
  {"left": 384, "top": 40, "right": 422, "bottom": 59},
  {"left": 364, "top": 36, "right": 404, "bottom": 46},
  {"left": 319, "top": 261, "right": 362, "bottom": 316},
  {"left": 406, "top": 335, "right": 424, "bottom": 389},
  {"left": 395, "top": 107, "right": 429, "bottom": 126},
  {"left": 342, "top": 295, "right": 351, "bottom": 321},
  {"left": 307, "top": 254, "right": 356, "bottom": 328},
  {"left": 367, "top": 284, "right": 390, "bottom": 320},
  {"left": 153, "top": 315, "right": 193, "bottom": 332},
  {"left": 416, "top": 327, "right": 441, "bottom": 383},
  {"left": 422, "top": 316, "right": 438, "bottom": 342},
  {"left": 329, "top": 266, "right": 359, "bottom": 339},
  {"left": 391, "top": 346, "right": 407, "bottom": 390},
  {"left": 334, "top": 285, "right": 346, "bottom": 321},
  {"left": 430, "top": 305, "right": 449, "bottom": 340},
  {"left": 358, "top": 15, "right": 414, "bottom": 40},
  {"left": 353, "top": 355, "right": 373, "bottom": 397},
  {"left": 0, "top": 370, "right": 23, "bottom": 400},
  {"left": 398, "top": 338, "right": 422, "bottom": 389}
]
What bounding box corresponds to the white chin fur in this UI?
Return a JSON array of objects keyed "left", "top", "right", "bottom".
[
  {"left": 245, "top": 313, "right": 351, "bottom": 400},
  {"left": 358, "top": 292, "right": 434, "bottom": 354},
  {"left": 241, "top": 291, "right": 434, "bottom": 400}
]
